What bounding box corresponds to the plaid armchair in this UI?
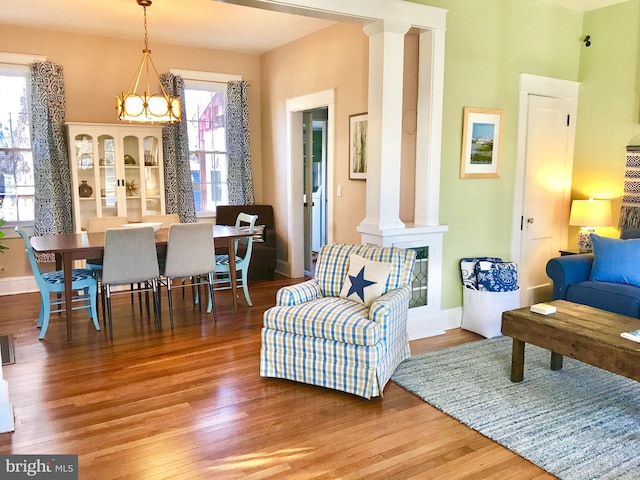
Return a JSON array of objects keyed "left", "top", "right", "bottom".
[{"left": 260, "top": 243, "right": 416, "bottom": 399}]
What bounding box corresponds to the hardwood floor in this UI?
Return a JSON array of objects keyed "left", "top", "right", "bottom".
[{"left": 0, "top": 278, "right": 553, "bottom": 479}]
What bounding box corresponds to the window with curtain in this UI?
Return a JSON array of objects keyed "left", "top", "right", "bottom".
[
  {"left": 0, "top": 64, "right": 34, "bottom": 224},
  {"left": 184, "top": 80, "right": 229, "bottom": 215}
]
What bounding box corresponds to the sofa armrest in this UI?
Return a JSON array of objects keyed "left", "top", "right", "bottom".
[
  {"left": 275, "top": 279, "right": 322, "bottom": 306},
  {"left": 546, "top": 254, "right": 594, "bottom": 300}
]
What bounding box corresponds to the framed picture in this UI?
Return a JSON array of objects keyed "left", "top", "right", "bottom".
[
  {"left": 349, "top": 112, "right": 368, "bottom": 180},
  {"left": 460, "top": 107, "right": 504, "bottom": 179}
]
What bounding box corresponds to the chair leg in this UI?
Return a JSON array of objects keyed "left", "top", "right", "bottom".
[
  {"left": 106, "top": 285, "right": 114, "bottom": 340},
  {"left": 38, "top": 292, "right": 51, "bottom": 340},
  {"left": 167, "top": 279, "right": 175, "bottom": 330},
  {"left": 241, "top": 267, "right": 252, "bottom": 307},
  {"left": 207, "top": 272, "right": 217, "bottom": 322},
  {"left": 88, "top": 284, "right": 100, "bottom": 332},
  {"left": 152, "top": 279, "right": 162, "bottom": 332}
]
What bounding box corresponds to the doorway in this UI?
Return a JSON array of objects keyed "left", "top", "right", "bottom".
[
  {"left": 511, "top": 74, "right": 579, "bottom": 306},
  {"left": 303, "top": 108, "right": 328, "bottom": 276}
]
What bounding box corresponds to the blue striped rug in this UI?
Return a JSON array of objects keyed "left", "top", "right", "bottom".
[{"left": 391, "top": 337, "right": 639, "bottom": 480}]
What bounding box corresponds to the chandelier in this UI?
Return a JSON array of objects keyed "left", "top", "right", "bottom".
[{"left": 116, "top": 0, "right": 181, "bottom": 123}]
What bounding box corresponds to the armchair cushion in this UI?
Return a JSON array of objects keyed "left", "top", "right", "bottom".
[{"left": 339, "top": 254, "right": 392, "bottom": 306}]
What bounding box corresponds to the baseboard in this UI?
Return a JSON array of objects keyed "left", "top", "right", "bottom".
[
  {"left": 407, "top": 306, "right": 462, "bottom": 340},
  {"left": 0, "top": 276, "right": 37, "bottom": 296}
]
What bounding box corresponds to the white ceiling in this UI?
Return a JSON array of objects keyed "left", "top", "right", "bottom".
[{"left": 0, "top": 0, "right": 629, "bottom": 55}]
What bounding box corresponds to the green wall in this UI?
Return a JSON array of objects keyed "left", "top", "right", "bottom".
[
  {"left": 573, "top": 0, "right": 640, "bottom": 238},
  {"left": 411, "top": 0, "right": 583, "bottom": 308}
]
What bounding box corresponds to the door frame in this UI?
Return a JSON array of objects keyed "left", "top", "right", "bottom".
[
  {"left": 510, "top": 73, "right": 579, "bottom": 304},
  {"left": 286, "top": 89, "right": 335, "bottom": 278}
]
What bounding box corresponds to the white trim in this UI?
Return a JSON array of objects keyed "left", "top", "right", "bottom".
[
  {"left": 408, "top": 305, "right": 461, "bottom": 340},
  {"left": 169, "top": 69, "right": 242, "bottom": 83},
  {"left": 0, "top": 276, "right": 38, "bottom": 296},
  {"left": 0, "top": 52, "right": 46, "bottom": 65},
  {"left": 285, "top": 89, "right": 335, "bottom": 278}
]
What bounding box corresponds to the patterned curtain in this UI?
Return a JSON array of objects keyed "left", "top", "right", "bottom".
[
  {"left": 30, "top": 61, "right": 73, "bottom": 251},
  {"left": 226, "top": 80, "right": 255, "bottom": 205},
  {"left": 160, "top": 73, "right": 197, "bottom": 223},
  {"left": 619, "top": 145, "right": 640, "bottom": 228}
]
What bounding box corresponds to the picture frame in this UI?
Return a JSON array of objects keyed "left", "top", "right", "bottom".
[
  {"left": 349, "top": 112, "right": 368, "bottom": 180},
  {"left": 460, "top": 107, "right": 504, "bottom": 179}
]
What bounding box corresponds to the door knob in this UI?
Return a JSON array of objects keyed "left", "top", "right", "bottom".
[{"left": 527, "top": 218, "right": 535, "bottom": 224}]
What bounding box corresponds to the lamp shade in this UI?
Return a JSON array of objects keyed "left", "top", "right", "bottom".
[{"left": 569, "top": 199, "right": 613, "bottom": 227}]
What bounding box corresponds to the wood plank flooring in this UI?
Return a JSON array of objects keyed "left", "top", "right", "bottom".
[{"left": 0, "top": 278, "right": 552, "bottom": 479}]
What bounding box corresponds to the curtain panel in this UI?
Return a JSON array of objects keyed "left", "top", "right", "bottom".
[
  {"left": 30, "top": 61, "right": 73, "bottom": 252},
  {"left": 160, "top": 73, "right": 197, "bottom": 223},
  {"left": 226, "top": 80, "right": 255, "bottom": 205}
]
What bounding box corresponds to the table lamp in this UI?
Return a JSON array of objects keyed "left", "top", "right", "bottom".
[{"left": 569, "top": 198, "right": 613, "bottom": 253}]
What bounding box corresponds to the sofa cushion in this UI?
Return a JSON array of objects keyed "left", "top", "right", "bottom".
[
  {"left": 262, "top": 296, "right": 379, "bottom": 346},
  {"left": 589, "top": 234, "right": 640, "bottom": 287},
  {"left": 567, "top": 281, "right": 640, "bottom": 318},
  {"left": 339, "top": 254, "right": 392, "bottom": 306}
]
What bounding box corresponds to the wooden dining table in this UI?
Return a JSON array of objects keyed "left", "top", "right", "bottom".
[{"left": 30, "top": 224, "right": 252, "bottom": 341}]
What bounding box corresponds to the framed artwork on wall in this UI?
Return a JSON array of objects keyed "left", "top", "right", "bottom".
[
  {"left": 460, "top": 107, "right": 503, "bottom": 179},
  {"left": 349, "top": 112, "right": 368, "bottom": 180}
]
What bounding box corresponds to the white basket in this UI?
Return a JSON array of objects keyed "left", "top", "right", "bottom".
[{"left": 461, "top": 288, "right": 520, "bottom": 339}]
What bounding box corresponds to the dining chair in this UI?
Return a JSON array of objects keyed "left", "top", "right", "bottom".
[
  {"left": 161, "top": 223, "right": 218, "bottom": 329},
  {"left": 211, "top": 212, "right": 258, "bottom": 308},
  {"left": 15, "top": 226, "right": 100, "bottom": 340},
  {"left": 100, "top": 226, "right": 161, "bottom": 339}
]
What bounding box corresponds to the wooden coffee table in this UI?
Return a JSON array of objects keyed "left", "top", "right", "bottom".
[{"left": 501, "top": 300, "right": 640, "bottom": 382}]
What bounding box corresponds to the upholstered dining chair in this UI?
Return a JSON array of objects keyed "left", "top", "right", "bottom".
[
  {"left": 160, "top": 223, "right": 218, "bottom": 328},
  {"left": 211, "top": 212, "right": 258, "bottom": 308},
  {"left": 100, "top": 226, "right": 161, "bottom": 339},
  {"left": 15, "top": 226, "right": 100, "bottom": 339},
  {"left": 260, "top": 243, "right": 416, "bottom": 399},
  {"left": 85, "top": 216, "right": 128, "bottom": 270}
]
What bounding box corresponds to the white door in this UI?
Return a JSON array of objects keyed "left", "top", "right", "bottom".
[{"left": 518, "top": 94, "right": 574, "bottom": 305}]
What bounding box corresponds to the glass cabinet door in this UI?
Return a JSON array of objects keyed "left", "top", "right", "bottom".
[
  {"left": 143, "top": 135, "right": 162, "bottom": 216},
  {"left": 122, "top": 135, "right": 142, "bottom": 222},
  {"left": 74, "top": 134, "right": 97, "bottom": 229},
  {"left": 98, "top": 134, "right": 118, "bottom": 217}
]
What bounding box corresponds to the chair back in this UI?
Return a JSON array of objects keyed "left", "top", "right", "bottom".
[
  {"left": 86, "top": 216, "right": 128, "bottom": 233},
  {"left": 164, "top": 223, "right": 216, "bottom": 278},
  {"left": 235, "top": 213, "right": 258, "bottom": 261},
  {"left": 102, "top": 227, "right": 159, "bottom": 285},
  {"left": 314, "top": 243, "right": 416, "bottom": 298},
  {"left": 15, "top": 226, "right": 48, "bottom": 289},
  {"left": 141, "top": 214, "right": 180, "bottom": 228}
]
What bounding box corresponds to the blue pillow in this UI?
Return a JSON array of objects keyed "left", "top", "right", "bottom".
[
  {"left": 589, "top": 234, "right": 640, "bottom": 287},
  {"left": 460, "top": 257, "right": 502, "bottom": 290},
  {"left": 475, "top": 260, "right": 518, "bottom": 292}
]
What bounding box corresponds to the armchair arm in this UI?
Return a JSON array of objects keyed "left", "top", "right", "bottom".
[
  {"left": 275, "top": 279, "right": 322, "bottom": 306},
  {"left": 369, "top": 285, "right": 411, "bottom": 334},
  {"left": 546, "top": 254, "right": 594, "bottom": 300}
]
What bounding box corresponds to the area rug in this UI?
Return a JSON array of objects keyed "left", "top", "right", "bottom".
[
  {"left": 0, "top": 335, "right": 15, "bottom": 366},
  {"left": 391, "top": 337, "right": 639, "bottom": 480}
]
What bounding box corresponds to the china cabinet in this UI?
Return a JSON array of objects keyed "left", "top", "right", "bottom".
[{"left": 67, "top": 123, "right": 165, "bottom": 232}]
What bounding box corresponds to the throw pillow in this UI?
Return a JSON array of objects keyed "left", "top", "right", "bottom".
[
  {"left": 589, "top": 234, "right": 640, "bottom": 287},
  {"left": 475, "top": 260, "right": 518, "bottom": 292},
  {"left": 620, "top": 226, "right": 640, "bottom": 240},
  {"left": 460, "top": 257, "right": 502, "bottom": 290},
  {"left": 339, "top": 254, "right": 392, "bottom": 306}
]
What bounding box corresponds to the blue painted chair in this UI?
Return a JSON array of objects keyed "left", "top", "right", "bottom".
[
  {"left": 210, "top": 212, "right": 258, "bottom": 309},
  {"left": 15, "top": 226, "right": 100, "bottom": 340}
]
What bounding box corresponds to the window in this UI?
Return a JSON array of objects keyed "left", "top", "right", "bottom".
[
  {"left": 0, "top": 64, "right": 34, "bottom": 224},
  {"left": 184, "top": 80, "right": 229, "bottom": 216}
]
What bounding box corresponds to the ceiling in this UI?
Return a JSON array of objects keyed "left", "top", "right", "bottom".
[{"left": 0, "top": 0, "right": 630, "bottom": 55}]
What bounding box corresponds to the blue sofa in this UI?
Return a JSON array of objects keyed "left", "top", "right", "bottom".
[{"left": 546, "top": 253, "right": 640, "bottom": 318}]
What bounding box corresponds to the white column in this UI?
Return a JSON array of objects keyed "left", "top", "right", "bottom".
[
  {"left": 358, "top": 20, "right": 410, "bottom": 236},
  {"left": 414, "top": 28, "right": 445, "bottom": 226}
]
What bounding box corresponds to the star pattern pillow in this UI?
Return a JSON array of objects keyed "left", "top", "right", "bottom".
[{"left": 339, "top": 254, "right": 392, "bottom": 306}]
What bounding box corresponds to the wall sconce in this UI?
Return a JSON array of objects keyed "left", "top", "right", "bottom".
[{"left": 569, "top": 198, "right": 612, "bottom": 253}]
